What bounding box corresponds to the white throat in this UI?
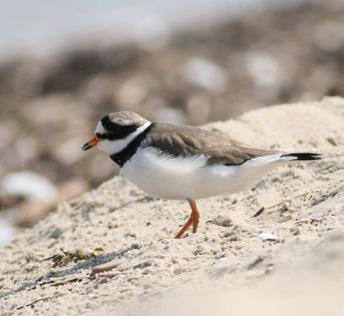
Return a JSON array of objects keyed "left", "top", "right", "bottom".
[{"left": 97, "top": 122, "right": 152, "bottom": 156}]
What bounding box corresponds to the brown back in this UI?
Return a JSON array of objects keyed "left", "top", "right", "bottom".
[{"left": 142, "top": 123, "right": 277, "bottom": 165}]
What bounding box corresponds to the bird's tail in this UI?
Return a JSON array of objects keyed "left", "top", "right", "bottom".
[{"left": 280, "top": 152, "right": 322, "bottom": 161}]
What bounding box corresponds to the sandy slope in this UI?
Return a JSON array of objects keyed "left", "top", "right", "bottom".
[
  {"left": 129, "top": 229, "right": 344, "bottom": 316},
  {"left": 1, "top": 97, "right": 344, "bottom": 315}
]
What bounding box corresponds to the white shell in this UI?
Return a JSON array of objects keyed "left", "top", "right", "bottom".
[{"left": 258, "top": 232, "right": 278, "bottom": 241}]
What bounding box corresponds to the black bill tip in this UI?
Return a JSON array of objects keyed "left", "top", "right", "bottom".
[
  {"left": 82, "top": 142, "right": 92, "bottom": 151},
  {"left": 81, "top": 136, "right": 100, "bottom": 151}
]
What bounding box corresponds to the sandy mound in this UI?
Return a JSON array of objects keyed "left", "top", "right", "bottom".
[
  {"left": 131, "top": 230, "right": 344, "bottom": 316},
  {"left": 1, "top": 97, "right": 344, "bottom": 315}
]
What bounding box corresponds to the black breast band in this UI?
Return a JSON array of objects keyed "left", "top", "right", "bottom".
[{"left": 110, "top": 123, "right": 155, "bottom": 167}]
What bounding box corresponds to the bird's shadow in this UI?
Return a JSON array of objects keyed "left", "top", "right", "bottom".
[{"left": 0, "top": 243, "right": 139, "bottom": 300}]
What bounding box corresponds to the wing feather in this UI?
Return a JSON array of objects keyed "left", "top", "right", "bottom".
[{"left": 142, "top": 123, "right": 277, "bottom": 165}]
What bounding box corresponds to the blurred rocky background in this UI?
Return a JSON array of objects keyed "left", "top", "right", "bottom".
[{"left": 0, "top": 0, "right": 343, "bottom": 243}]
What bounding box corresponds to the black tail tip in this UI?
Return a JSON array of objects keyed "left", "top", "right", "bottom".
[{"left": 282, "top": 152, "right": 322, "bottom": 161}]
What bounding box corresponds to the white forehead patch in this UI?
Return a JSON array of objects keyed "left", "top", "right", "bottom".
[{"left": 95, "top": 121, "right": 105, "bottom": 134}]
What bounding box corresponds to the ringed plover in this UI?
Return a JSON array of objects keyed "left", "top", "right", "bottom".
[{"left": 82, "top": 111, "right": 321, "bottom": 238}]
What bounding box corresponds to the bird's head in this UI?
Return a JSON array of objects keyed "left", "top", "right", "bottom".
[{"left": 82, "top": 111, "right": 151, "bottom": 156}]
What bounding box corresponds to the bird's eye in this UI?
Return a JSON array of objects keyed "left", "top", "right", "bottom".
[{"left": 96, "top": 133, "right": 107, "bottom": 140}]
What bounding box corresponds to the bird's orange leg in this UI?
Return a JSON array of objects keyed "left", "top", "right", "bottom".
[
  {"left": 175, "top": 216, "right": 192, "bottom": 239},
  {"left": 175, "top": 200, "right": 200, "bottom": 239},
  {"left": 190, "top": 200, "right": 200, "bottom": 233}
]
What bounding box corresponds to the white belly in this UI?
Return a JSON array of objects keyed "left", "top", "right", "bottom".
[{"left": 120, "top": 147, "right": 280, "bottom": 200}]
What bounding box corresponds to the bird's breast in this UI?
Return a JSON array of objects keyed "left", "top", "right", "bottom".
[
  {"left": 120, "top": 147, "right": 273, "bottom": 200},
  {"left": 120, "top": 147, "right": 211, "bottom": 199}
]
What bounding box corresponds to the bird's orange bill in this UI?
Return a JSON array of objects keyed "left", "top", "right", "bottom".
[{"left": 82, "top": 136, "right": 99, "bottom": 151}]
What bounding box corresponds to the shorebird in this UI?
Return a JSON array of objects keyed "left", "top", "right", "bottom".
[{"left": 82, "top": 111, "right": 320, "bottom": 238}]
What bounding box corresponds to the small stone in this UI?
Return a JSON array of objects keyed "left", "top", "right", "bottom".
[
  {"left": 266, "top": 263, "right": 275, "bottom": 273},
  {"left": 142, "top": 268, "right": 152, "bottom": 274},
  {"left": 143, "top": 282, "right": 151, "bottom": 289},
  {"left": 0, "top": 171, "right": 57, "bottom": 201},
  {"left": 125, "top": 232, "right": 136, "bottom": 238},
  {"left": 108, "top": 222, "right": 119, "bottom": 229},
  {"left": 173, "top": 268, "right": 183, "bottom": 275},
  {"left": 290, "top": 227, "right": 301, "bottom": 236},
  {"left": 258, "top": 232, "right": 278, "bottom": 241},
  {"left": 279, "top": 214, "right": 293, "bottom": 223},
  {"left": 183, "top": 57, "right": 227, "bottom": 92},
  {"left": 49, "top": 227, "right": 63, "bottom": 239},
  {"left": 130, "top": 243, "right": 141, "bottom": 250},
  {"left": 212, "top": 215, "right": 233, "bottom": 227},
  {"left": 133, "top": 261, "right": 153, "bottom": 269},
  {"left": 247, "top": 256, "right": 264, "bottom": 270},
  {"left": 326, "top": 137, "right": 337, "bottom": 146},
  {"left": 94, "top": 247, "right": 105, "bottom": 253},
  {"left": 0, "top": 218, "right": 16, "bottom": 246}
]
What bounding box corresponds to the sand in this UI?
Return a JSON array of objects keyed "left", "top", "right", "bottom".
[{"left": 1, "top": 97, "right": 344, "bottom": 315}]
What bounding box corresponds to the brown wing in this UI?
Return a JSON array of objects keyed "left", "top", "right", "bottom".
[{"left": 142, "top": 123, "right": 277, "bottom": 165}]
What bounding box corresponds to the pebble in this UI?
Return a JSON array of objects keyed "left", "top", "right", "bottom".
[
  {"left": 48, "top": 227, "right": 63, "bottom": 239},
  {"left": 290, "top": 227, "right": 301, "bottom": 236},
  {"left": 245, "top": 51, "right": 283, "bottom": 98},
  {"left": 278, "top": 215, "right": 293, "bottom": 223},
  {"left": 173, "top": 268, "right": 184, "bottom": 275},
  {"left": 183, "top": 57, "right": 227, "bottom": 92},
  {"left": 133, "top": 261, "right": 153, "bottom": 269},
  {"left": 212, "top": 215, "right": 233, "bottom": 227},
  {"left": 0, "top": 171, "right": 57, "bottom": 201},
  {"left": 258, "top": 232, "right": 278, "bottom": 241},
  {"left": 0, "top": 218, "right": 16, "bottom": 246}
]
